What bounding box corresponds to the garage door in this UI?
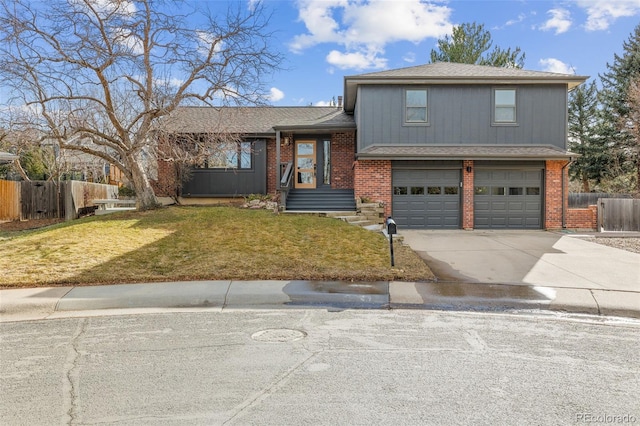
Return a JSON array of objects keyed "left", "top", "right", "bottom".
[
  {"left": 392, "top": 169, "right": 460, "bottom": 229},
  {"left": 474, "top": 169, "right": 542, "bottom": 229}
]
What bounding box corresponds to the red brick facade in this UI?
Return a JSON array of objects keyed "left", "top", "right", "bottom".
[
  {"left": 544, "top": 160, "right": 569, "bottom": 229},
  {"left": 330, "top": 132, "right": 356, "bottom": 189},
  {"left": 353, "top": 159, "right": 392, "bottom": 217},
  {"left": 566, "top": 205, "right": 598, "bottom": 230}
]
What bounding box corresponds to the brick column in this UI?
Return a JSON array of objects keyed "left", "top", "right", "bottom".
[
  {"left": 354, "top": 159, "right": 392, "bottom": 218},
  {"left": 462, "top": 160, "right": 474, "bottom": 230},
  {"left": 545, "top": 160, "right": 569, "bottom": 229}
]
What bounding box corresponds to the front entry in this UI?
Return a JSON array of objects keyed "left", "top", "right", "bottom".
[{"left": 295, "top": 140, "right": 316, "bottom": 189}]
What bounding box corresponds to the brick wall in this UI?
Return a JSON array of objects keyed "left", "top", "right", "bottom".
[
  {"left": 544, "top": 160, "right": 568, "bottom": 229},
  {"left": 152, "top": 135, "right": 177, "bottom": 197},
  {"left": 354, "top": 159, "right": 392, "bottom": 217},
  {"left": 566, "top": 205, "right": 598, "bottom": 230},
  {"left": 330, "top": 132, "right": 356, "bottom": 189},
  {"left": 266, "top": 137, "right": 287, "bottom": 195},
  {"left": 462, "top": 160, "right": 474, "bottom": 230}
]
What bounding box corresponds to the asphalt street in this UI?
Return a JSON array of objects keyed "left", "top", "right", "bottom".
[{"left": 1, "top": 309, "right": 639, "bottom": 425}]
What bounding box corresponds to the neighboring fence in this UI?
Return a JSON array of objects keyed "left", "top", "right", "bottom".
[
  {"left": 0, "top": 180, "right": 21, "bottom": 221},
  {"left": 598, "top": 198, "right": 640, "bottom": 232},
  {"left": 0, "top": 179, "right": 118, "bottom": 221},
  {"left": 569, "top": 192, "right": 632, "bottom": 208}
]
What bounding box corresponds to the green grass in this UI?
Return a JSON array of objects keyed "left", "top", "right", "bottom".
[{"left": 0, "top": 206, "right": 434, "bottom": 287}]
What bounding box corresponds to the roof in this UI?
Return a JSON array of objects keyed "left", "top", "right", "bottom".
[
  {"left": 357, "top": 145, "right": 576, "bottom": 161},
  {"left": 0, "top": 151, "right": 18, "bottom": 164},
  {"left": 163, "top": 106, "right": 355, "bottom": 135},
  {"left": 344, "top": 62, "right": 589, "bottom": 112}
]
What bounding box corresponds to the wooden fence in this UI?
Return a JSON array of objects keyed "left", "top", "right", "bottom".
[
  {"left": 0, "top": 180, "right": 21, "bottom": 221},
  {"left": 0, "top": 179, "right": 118, "bottom": 221},
  {"left": 598, "top": 198, "right": 640, "bottom": 232},
  {"left": 569, "top": 192, "right": 631, "bottom": 208}
]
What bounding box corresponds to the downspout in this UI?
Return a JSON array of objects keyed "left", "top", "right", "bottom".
[{"left": 561, "top": 158, "right": 572, "bottom": 229}]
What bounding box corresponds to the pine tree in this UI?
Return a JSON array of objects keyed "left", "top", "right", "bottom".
[
  {"left": 599, "top": 23, "right": 640, "bottom": 192},
  {"left": 429, "top": 22, "right": 525, "bottom": 68},
  {"left": 568, "top": 80, "right": 612, "bottom": 191}
]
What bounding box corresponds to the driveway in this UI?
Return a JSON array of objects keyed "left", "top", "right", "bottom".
[{"left": 400, "top": 230, "right": 640, "bottom": 292}]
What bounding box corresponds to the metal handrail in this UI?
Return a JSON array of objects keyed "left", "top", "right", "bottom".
[{"left": 280, "top": 162, "right": 293, "bottom": 188}]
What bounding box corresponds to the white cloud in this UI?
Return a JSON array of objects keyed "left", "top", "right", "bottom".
[
  {"left": 290, "top": 0, "right": 453, "bottom": 70},
  {"left": 539, "top": 8, "right": 572, "bottom": 34},
  {"left": 315, "top": 100, "right": 332, "bottom": 106},
  {"left": 326, "top": 50, "right": 387, "bottom": 70},
  {"left": 403, "top": 52, "right": 416, "bottom": 64},
  {"left": 576, "top": 0, "right": 640, "bottom": 31},
  {"left": 539, "top": 58, "right": 575, "bottom": 74},
  {"left": 268, "top": 87, "right": 285, "bottom": 102}
]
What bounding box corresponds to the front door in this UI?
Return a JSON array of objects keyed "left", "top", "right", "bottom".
[{"left": 295, "top": 140, "right": 316, "bottom": 189}]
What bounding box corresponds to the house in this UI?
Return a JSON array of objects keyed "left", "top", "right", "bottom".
[
  {"left": 0, "top": 151, "right": 18, "bottom": 164},
  {"left": 156, "top": 62, "right": 588, "bottom": 230}
]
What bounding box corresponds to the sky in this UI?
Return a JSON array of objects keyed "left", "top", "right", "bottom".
[{"left": 253, "top": 0, "right": 640, "bottom": 106}]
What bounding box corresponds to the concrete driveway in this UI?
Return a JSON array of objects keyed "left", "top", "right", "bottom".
[{"left": 400, "top": 230, "right": 640, "bottom": 292}]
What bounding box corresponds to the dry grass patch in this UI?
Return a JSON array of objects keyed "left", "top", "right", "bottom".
[{"left": 0, "top": 206, "right": 434, "bottom": 287}]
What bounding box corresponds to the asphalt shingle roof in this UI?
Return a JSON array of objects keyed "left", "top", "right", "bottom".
[
  {"left": 357, "top": 145, "right": 576, "bottom": 160},
  {"left": 343, "top": 62, "right": 588, "bottom": 112},
  {"left": 163, "top": 106, "right": 355, "bottom": 135}
]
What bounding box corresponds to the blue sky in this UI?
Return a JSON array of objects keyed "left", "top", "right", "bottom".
[{"left": 254, "top": 0, "right": 640, "bottom": 106}]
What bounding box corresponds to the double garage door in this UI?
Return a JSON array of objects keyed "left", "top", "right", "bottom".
[{"left": 392, "top": 167, "right": 543, "bottom": 229}]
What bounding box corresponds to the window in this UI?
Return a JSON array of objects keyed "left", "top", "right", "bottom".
[
  {"left": 491, "top": 187, "right": 506, "bottom": 196},
  {"left": 427, "top": 186, "right": 441, "bottom": 195},
  {"left": 201, "top": 141, "right": 252, "bottom": 169},
  {"left": 405, "top": 89, "right": 428, "bottom": 123},
  {"left": 411, "top": 186, "right": 425, "bottom": 195},
  {"left": 509, "top": 187, "right": 524, "bottom": 195},
  {"left": 394, "top": 186, "right": 408, "bottom": 195},
  {"left": 526, "top": 187, "right": 540, "bottom": 195},
  {"left": 475, "top": 186, "right": 488, "bottom": 195},
  {"left": 444, "top": 186, "right": 459, "bottom": 195},
  {"left": 494, "top": 89, "right": 516, "bottom": 124}
]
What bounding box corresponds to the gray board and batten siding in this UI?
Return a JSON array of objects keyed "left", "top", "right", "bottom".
[
  {"left": 181, "top": 140, "right": 267, "bottom": 197},
  {"left": 355, "top": 84, "right": 568, "bottom": 149}
]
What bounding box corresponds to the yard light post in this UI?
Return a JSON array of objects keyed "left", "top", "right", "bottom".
[{"left": 385, "top": 217, "right": 397, "bottom": 267}]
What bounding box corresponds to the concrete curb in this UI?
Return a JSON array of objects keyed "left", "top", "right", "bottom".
[{"left": 1, "top": 280, "right": 639, "bottom": 322}]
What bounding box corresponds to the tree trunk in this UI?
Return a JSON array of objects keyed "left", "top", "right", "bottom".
[
  {"left": 127, "top": 156, "right": 159, "bottom": 210},
  {"left": 581, "top": 175, "right": 590, "bottom": 192}
]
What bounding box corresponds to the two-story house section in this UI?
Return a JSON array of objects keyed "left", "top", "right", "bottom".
[{"left": 346, "top": 62, "right": 587, "bottom": 230}]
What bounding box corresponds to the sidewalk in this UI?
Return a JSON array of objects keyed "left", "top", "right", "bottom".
[{"left": 2, "top": 279, "right": 640, "bottom": 322}]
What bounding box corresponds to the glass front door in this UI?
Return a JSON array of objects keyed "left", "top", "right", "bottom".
[{"left": 295, "top": 140, "right": 316, "bottom": 189}]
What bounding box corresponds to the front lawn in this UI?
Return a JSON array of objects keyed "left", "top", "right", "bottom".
[{"left": 0, "top": 206, "right": 434, "bottom": 287}]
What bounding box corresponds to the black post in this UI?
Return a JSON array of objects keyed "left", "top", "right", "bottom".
[{"left": 389, "top": 233, "right": 395, "bottom": 267}]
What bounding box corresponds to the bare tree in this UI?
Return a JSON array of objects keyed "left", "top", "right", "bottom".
[{"left": 0, "top": 0, "right": 282, "bottom": 209}]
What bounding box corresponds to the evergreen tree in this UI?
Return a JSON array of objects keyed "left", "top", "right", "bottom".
[
  {"left": 568, "top": 80, "right": 612, "bottom": 191},
  {"left": 599, "top": 23, "right": 640, "bottom": 192},
  {"left": 429, "top": 22, "right": 525, "bottom": 68}
]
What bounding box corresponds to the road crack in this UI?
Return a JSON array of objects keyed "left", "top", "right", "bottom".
[{"left": 63, "top": 318, "right": 87, "bottom": 425}]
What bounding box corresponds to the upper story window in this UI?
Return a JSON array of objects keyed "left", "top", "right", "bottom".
[
  {"left": 199, "top": 141, "right": 253, "bottom": 169},
  {"left": 405, "top": 89, "right": 428, "bottom": 124},
  {"left": 493, "top": 88, "right": 517, "bottom": 124}
]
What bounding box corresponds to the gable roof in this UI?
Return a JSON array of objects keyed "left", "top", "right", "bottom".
[
  {"left": 163, "top": 106, "right": 355, "bottom": 136},
  {"left": 344, "top": 62, "right": 588, "bottom": 112}
]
